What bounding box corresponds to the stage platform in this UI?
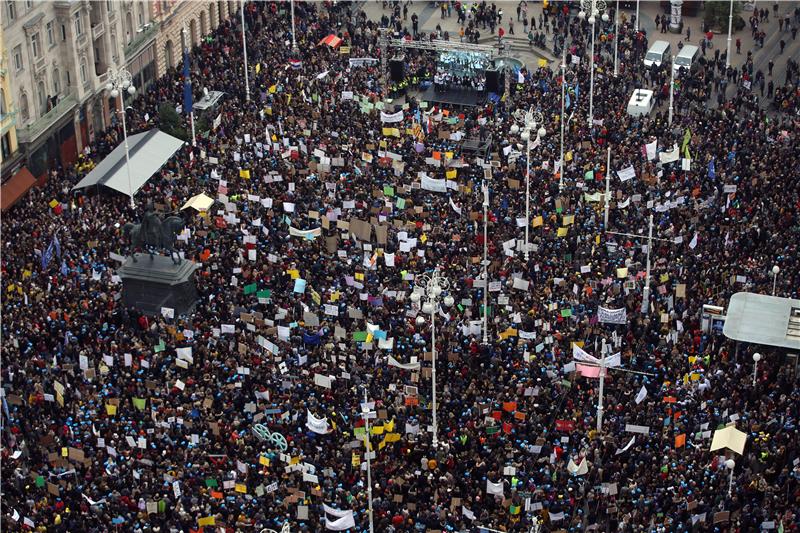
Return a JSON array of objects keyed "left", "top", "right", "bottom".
[{"left": 419, "top": 86, "right": 485, "bottom": 107}]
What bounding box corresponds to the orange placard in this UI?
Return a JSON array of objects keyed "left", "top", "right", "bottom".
[
  {"left": 404, "top": 396, "right": 418, "bottom": 407},
  {"left": 502, "top": 401, "right": 517, "bottom": 413},
  {"left": 210, "top": 491, "right": 223, "bottom": 499},
  {"left": 432, "top": 151, "right": 442, "bottom": 160},
  {"left": 675, "top": 434, "right": 686, "bottom": 448},
  {"left": 663, "top": 396, "right": 677, "bottom": 404}
]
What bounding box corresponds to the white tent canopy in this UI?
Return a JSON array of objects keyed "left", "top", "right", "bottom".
[{"left": 72, "top": 129, "right": 184, "bottom": 196}]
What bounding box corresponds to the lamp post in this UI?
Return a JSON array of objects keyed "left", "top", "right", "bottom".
[
  {"left": 512, "top": 109, "right": 546, "bottom": 261},
  {"left": 559, "top": 52, "right": 576, "bottom": 192},
  {"left": 613, "top": 0, "right": 620, "bottom": 76},
  {"left": 725, "top": 0, "right": 734, "bottom": 68},
  {"left": 105, "top": 68, "right": 136, "bottom": 208},
  {"left": 771, "top": 265, "right": 780, "bottom": 295},
  {"left": 360, "top": 389, "right": 375, "bottom": 533},
  {"left": 411, "top": 269, "right": 454, "bottom": 448},
  {"left": 668, "top": 55, "right": 676, "bottom": 125},
  {"left": 579, "top": 0, "right": 609, "bottom": 131},
  {"left": 241, "top": 0, "right": 250, "bottom": 102},
  {"left": 752, "top": 352, "right": 761, "bottom": 386},
  {"left": 482, "top": 183, "right": 490, "bottom": 345},
  {"left": 725, "top": 459, "right": 735, "bottom": 497},
  {"left": 290, "top": 0, "right": 297, "bottom": 51},
  {"left": 606, "top": 213, "right": 678, "bottom": 314}
]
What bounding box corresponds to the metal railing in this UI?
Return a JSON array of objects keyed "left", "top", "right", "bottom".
[{"left": 16, "top": 93, "right": 77, "bottom": 145}]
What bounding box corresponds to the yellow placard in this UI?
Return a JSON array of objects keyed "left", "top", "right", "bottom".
[
  {"left": 259, "top": 455, "right": 270, "bottom": 466},
  {"left": 105, "top": 404, "right": 117, "bottom": 415},
  {"left": 354, "top": 272, "right": 364, "bottom": 281},
  {"left": 445, "top": 151, "right": 454, "bottom": 160},
  {"left": 49, "top": 199, "right": 59, "bottom": 208},
  {"left": 563, "top": 215, "right": 575, "bottom": 226},
  {"left": 288, "top": 269, "right": 300, "bottom": 279},
  {"left": 557, "top": 227, "right": 568, "bottom": 237},
  {"left": 198, "top": 517, "right": 215, "bottom": 527},
  {"left": 61, "top": 447, "right": 68, "bottom": 457},
  {"left": 532, "top": 216, "right": 543, "bottom": 228},
  {"left": 290, "top": 456, "right": 300, "bottom": 465},
  {"left": 330, "top": 291, "right": 341, "bottom": 302},
  {"left": 239, "top": 169, "right": 251, "bottom": 179},
  {"left": 616, "top": 267, "right": 628, "bottom": 278},
  {"left": 371, "top": 425, "right": 384, "bottom": 435},
  {"left": 385, "top": 432, "right": 401, "bottom": 443},
  {"left": 446, "top": 169, "right": 457, "bottom": 179},
  {"left": 235, "top": 483, "right": 247, "bottom": 493}
]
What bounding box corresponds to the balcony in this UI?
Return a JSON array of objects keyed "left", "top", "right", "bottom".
[
  {"left": 92, "top": 22, "right": 105, "bottom": 40},
  {"left": 123, "top": 21, "right": 159, "bottom": 61},
  {"left": 16, "top": 94, "right": 77, "bottom": 145},
  {"left": 1, "top": 105, "right": 18, "bottom": 135}
]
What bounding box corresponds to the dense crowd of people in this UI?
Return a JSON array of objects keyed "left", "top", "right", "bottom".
[{"left": 2, "top": 1, "right": 800, "bottom": 531}]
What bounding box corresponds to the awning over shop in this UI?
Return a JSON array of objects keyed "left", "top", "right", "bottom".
[
  {"left": 72, "top": 129, "right": 184, "bottom": 196},
  {"left": 1, "top": 166, "right": 37, "bottom": 211}
]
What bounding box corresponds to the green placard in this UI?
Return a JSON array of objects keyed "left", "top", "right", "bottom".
[{"left": 244, "top": 283, "right": 258, "bottom": 295}]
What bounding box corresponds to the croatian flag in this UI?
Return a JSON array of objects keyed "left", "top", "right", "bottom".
[{"left": 288, "top": 58, "right": 303, "bottom": 70}]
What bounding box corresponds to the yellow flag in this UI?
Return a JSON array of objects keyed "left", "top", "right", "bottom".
[
  {"left": 255, "top": 62, "right": 261, "bottom": 74},
  {"left": 446, "top": 169, "right": 457, "bottom": 179},
  {"left": 268, "top": 85, "right": 277, "bottom": 94},
  {"left": 106, "top": 404, "right": 117, "bottom": 415},
  {"left": 371, "top": 425, "right": 384, "bottom": 435},
  {"left": 384, "top": 419, "right": 395, "bottom": 432}
]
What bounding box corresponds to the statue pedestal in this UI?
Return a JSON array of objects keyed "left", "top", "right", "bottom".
[{"left": 118, "top": 253, "right": 200, "bottom": 317}]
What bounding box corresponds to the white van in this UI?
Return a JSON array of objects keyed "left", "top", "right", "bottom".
[
  {"left": 627, "top": 89, "right": 655, "bottom": 117},
  {"left": 644, "top": 40, "right": 671, "bottom": 68},
  {"left": 673, "top": 44, "right": 699, "bottom": 74}
]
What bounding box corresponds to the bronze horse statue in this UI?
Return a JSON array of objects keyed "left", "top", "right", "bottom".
[{"left": 123, "top": 213, "right": 186, "bottom": 264}]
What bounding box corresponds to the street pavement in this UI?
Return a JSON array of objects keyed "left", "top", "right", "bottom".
[{"left": 357, "top": 0, "right": 800, "bottom": 110}]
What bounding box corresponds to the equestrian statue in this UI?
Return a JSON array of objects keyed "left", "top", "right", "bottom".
[{"left": 122, "top": 206, "right": 186, "bottom": 264}]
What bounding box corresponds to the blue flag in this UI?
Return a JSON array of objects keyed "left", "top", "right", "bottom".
[
  {"left": 41, "top": 234, "right": 61, "bottom": 270},
  {"left": 707, "top": 158, "right": 716, "bottom": 180},
  {"left": 182, "top": 49, "right": 193, "bottom": 114},
  {"left": 565, "top": 92, "right": 571, "bottom": 109}
]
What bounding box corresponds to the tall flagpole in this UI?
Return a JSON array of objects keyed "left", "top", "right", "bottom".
[
  {"left": 482, "top": 183, "right": 489, "bottom": 344},
  {"left": 361, "top": 389, "right": 375, "bottom": 533},
  {"left": 182, "top": 27, "right": 196, "bottom": 147},
  {"left": 241, "top": 0, "right": 250, "bottom": 102}
]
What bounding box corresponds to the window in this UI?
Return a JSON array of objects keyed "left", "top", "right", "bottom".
[
  {"left": 25, "top": 0, "right": 32, "bottom": 9},
  {"left": 65, "top": 70, "right": 71, "bottom": 86},
  {"left": 110, "top": 32, "right": 117, "bottom": 61},
  {"left": 31, "top": 32, "right": 41, "bottom": 59},
  {"left": 13, "top": 45, "right": 23, "bottom": 71},
  {"left": 61, "top": 24, "right": 67, "bottom": 41},
  {"left": 1, "top": 133, "right": 11, "bottom": 160},
  {"left": 107, "top": 0, "right": 113, "bottom": 13},
  {"left": 138, "top": 8, "right": 144, "bottom": 27},
  {"left": 37, "top": 81, "right": 46, "bottom": 116},
  {"left": 53, "top": 68, "right": 60, "bottom": 94},
  {"left": 80, "top": 58, "right": 87, "bottom": 83},
  {"left": 74, "top": 11, "right": 83, "bottom": 36},
  {"left": 0, "top": 88, "right": 6, "bottom": 115},
  {"left": 46, "top": 21, "right": 54, "bottom": 46},
  {"left": 7, "top": 1, "right": 15, "bottom": 20},
  {"left": 19, "top": 93, "right": 29, "bottom": 121}
]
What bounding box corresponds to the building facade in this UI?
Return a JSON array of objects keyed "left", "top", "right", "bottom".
[
  {"left": 1, "top": 23, "right": 22, "bottom": 177},
  {"left": 152, "top": 0, "right": 229, "bottom": 78},
  {"left": 1, "top": 0, "right": 224, "bottom": 183}
]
